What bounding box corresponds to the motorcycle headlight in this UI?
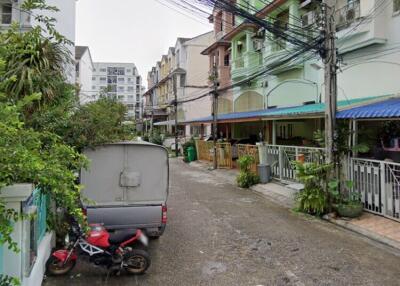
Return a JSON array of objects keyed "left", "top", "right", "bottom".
[{"left": 64, "top": 233, "right": 70, "bottom": 245}]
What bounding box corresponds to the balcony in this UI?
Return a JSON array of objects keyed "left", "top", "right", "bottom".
[
  {"left": 335, "top": 0, "right": 361, "bottom": 30},
  {"left": 336, "top": 0, "right": 387, "bottom": 54},
  {"left": 231, "top": 51, "right": 263, "bottom": 81}
]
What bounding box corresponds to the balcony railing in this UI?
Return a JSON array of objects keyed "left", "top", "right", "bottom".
[
  {"left": 335, "top": 0, "right": 361, "bottom": 29},
  {"left": 233, "top": 56, "right": 244, "bottom": 68}
]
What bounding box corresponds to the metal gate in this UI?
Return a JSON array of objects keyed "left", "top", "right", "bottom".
[
  {"left": 265, "top": 145, "right": 325, "bottom": 182},
  {"left": 350, "top": 158, "right": 400, "bottom": 221},
  {"left": 216, "top": 143, "right": 232, "bottom": 169}
]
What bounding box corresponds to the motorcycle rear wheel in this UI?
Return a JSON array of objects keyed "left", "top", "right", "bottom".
[
  {"left": 46, "top": 256, "right": 76, "bottom": 276},
  {"left": 124, "top": 249, "right": 151, "bottom": 275}
]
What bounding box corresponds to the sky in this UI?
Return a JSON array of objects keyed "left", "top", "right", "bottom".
[{"left": 75, "top": 0, "right": 213, "bottom": 86}]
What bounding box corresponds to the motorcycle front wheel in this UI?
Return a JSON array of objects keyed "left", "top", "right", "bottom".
[
  {"left": 46, "top": 256, "right": 76, "bottom": 276},
  {"left": 124, "top": 249, "right": 151, "bottom": 275}
]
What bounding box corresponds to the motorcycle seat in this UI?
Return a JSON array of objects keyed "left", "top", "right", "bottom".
[{"left": 108, "top": 229, "right": 137, "bottom": 245}]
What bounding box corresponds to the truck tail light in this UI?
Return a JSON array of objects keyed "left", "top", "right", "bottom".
[{"left": 162, "top": 205, "right": 167, "bottom": 224}]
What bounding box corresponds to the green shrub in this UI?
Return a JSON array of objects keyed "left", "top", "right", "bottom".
[
  {"left": 236, "top": 171, "right": 260, "bottom": 188},
  {"left": 236, "top": 155, "right": 260, "bottom": 188},
  {"left": 294, "top": 161, "right": 332, "bottom": 216}
]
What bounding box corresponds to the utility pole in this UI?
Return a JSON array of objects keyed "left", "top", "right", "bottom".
[
  {"left": 322, "top": 0, "right": 338, "bottom": 165},
  {"left": 211, "top": 65, "right": 219, "bottom": 170},
  {"left": 173, "top": 74, "right": 179, "bottom": 157}
]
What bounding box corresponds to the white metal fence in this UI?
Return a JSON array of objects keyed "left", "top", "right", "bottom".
[
  {"left": 261, "top": 144, "right": 400, "bottom": 221},
  {"left": 350, "top": 158, "right": 400, "bottom": 221},
  {"left": 264, "top": 145, "right": 325, "bottom": 182}
]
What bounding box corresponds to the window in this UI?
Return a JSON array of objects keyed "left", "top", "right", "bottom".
[
  {"left": 394, "top": 0, "right": 400, "bottom": 13},
  {"left": 108, "top": 67, "right": 125, "bottom": 75},
  {"left": 118, "top": 77, "right": 125, "bottom": 83},
  {"left": 92, "top": 76, "right": 96, "bottom": 81},
  {"left": 180, "top": 74, "right": 186, "bottom": 87},
  {"left": 127, "top": 69, "right": 131, "bottom": 73},
  {"left": 107, "top": 76, "right": 116, "bottom": 84},
  {"left": 136, "top": 76, "right": 141, "bottom": 84},
  {"left": 118, "top": 86, "right": 125, "bottom": 92},
  {"left": 127, "top": 86, "right": 134, "bottom": 92},
  {"left": 128, "top": 95, "right": 134, "bottom": 99},
  {"left": 118, "top": 95, "right": 124, "bottom": 100},
  {"left": 127, "top": 104, "right": 134, "bottom": 110},
  {"left": 1, "top": 4, "right": 12, "bottom": 25},
  {"left": 92, "top": 86, "right": 96, "bottom": 90},
  {"left": 128, "top": 77, "right": 133, "bottom": 83},
  {"left": 224, "top": 54, "right": 230, "bottom": 66},
  {"left": 100, "top": 68, "right": 107, "bottom": 72},
  {"left": 100, "top": 77, "right": 107, "bottom": 82}
]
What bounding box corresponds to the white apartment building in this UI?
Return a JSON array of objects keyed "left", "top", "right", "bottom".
[
  {"left": 75, "top": 46, "right": 95, "bottom": 104},
  {"left": 0, "top": 0, "right": 77, "bottom": 83},
  {"left": 92, "top": 62, "right": 144, "bottom": 119}
]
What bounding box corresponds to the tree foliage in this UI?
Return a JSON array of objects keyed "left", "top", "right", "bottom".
[{"left": 62, "top": 98, "right": 134, "bottom": 151}]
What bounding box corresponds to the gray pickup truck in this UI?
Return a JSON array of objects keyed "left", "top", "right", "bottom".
[{"left": 80, "top": 141, "right": 169, "bottom": 238}]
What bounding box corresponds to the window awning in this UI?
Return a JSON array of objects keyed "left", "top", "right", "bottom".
[
  {"left": 153, "top": 120, "right": 184, "bottom": 126},
  {"left": 184, "top": 96, "right": 387, "bottom": 124},
  {"left": 337, "top": 97, "right": 400, "bottom": 119}
]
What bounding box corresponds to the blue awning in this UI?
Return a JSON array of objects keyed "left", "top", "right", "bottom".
[
  {"left": 337, "top": 97, "right": 400, "bottom": 119},
  {"left": 184, "top": 96, "right": 388, "bottom": 123}
]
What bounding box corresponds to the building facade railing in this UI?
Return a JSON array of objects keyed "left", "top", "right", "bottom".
[{"left": 335, "top": 0, "right": 361, "bottom": 29}]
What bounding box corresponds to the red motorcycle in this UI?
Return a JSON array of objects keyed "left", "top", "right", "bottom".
[{"left": 46, "top": 219, "right": 151, "bottom": 276}]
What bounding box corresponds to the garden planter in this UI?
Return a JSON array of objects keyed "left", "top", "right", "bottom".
[{"left": 337, "top": 203, "right": 363, "bottom": 218}]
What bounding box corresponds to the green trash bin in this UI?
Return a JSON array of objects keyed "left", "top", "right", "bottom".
[{"left": 187, "top": 146, "right": 196, "bottom": 162}]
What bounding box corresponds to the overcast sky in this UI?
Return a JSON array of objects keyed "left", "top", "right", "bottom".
[{"left": 76, "top": 0, "right": 212, "bottom": 84}]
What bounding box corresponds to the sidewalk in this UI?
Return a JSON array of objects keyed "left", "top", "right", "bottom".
[
  {"left": 189, "top": 160, "right": 296, "bottom": 208},
  {"left": 188, "top": 159, "right": 400, "bottom": 252}
]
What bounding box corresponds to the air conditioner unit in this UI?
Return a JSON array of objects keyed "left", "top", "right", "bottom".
[
  {"left": 301, "top": 11, "right": 315, "bottom": 27},
  {"left": 346, "top": 7, "right": 356, "bottom": 22}
]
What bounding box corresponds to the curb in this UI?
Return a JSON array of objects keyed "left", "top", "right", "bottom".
[{"left": 323, "top": 215, "right": 400, "bottom": 252}]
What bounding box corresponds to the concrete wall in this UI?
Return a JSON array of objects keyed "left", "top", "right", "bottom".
[{"left": 0, "top": 184, "right": 54, "bottom": 286}]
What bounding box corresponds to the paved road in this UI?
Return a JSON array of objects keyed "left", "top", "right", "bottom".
[{"left": 46, "top": 158, "right": 400, "bottom": 286}]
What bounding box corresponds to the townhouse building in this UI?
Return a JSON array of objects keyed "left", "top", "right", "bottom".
[
  {"left": 190, "top": 0, "right": 400, "bottom": 222},
  {"left": 92, "top": 62, "right": 144, "bottom": 119},
  {"left": 188, "top": 0, "right": 400, "bottom": 145},
  {"left": 144, "top": 32, "right": 214, "bottom": 136}
]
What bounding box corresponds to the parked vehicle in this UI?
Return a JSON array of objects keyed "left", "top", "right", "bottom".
[
  {"left": 80, "top": 142, "right": 169, "bottom": 238},
  {"left": 46, "top": 219, "right": 150, "bottom": 276}
]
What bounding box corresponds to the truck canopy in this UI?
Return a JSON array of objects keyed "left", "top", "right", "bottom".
[{"left": 81, "top": 141, "right": 169, "bottom": 206}]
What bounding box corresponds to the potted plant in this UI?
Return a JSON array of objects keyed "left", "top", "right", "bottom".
[{"left": 329, "top": 180, "right": 363, "bottom": 218}]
